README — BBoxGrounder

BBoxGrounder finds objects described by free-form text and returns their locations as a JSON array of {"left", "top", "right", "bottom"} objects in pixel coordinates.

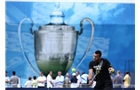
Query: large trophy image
[{"left": 18, "top": 2, "right": 94, "bottom": 77}]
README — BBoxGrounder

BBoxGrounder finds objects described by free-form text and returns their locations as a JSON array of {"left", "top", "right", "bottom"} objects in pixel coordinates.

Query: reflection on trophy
[{"left": 18, "top": 2, "right": 94, "bottom": 77}]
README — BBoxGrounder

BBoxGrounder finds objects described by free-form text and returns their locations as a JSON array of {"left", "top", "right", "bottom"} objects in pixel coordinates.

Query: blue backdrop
[{"left": 5, "top": 2, "right": 135, "bottom": 86}]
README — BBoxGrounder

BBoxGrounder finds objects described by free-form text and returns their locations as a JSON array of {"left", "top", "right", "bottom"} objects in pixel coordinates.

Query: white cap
[{"left": 72, "top": 73, "right": 76, "bottom": 76}]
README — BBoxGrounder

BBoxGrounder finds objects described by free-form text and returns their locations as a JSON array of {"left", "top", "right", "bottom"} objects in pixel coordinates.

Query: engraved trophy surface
[{"left": 18, "top": 2, "right": 94, "bottom": 77}]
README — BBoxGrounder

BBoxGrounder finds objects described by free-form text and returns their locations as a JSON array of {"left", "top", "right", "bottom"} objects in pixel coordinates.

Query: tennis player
[{"left": 88, "top": 50, "right": 115, "bottom": 90}]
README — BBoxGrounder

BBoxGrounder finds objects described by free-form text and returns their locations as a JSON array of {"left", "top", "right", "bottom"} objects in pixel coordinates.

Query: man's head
[
  {"left": 93, "top": 50, "right": 102, "bottom": 62},
  {"left": 40, "top": 71, "right": 43, "bottom": 76},
  {"left": 28, "top": 77, "right": 32, "bottom": 80},
  {"left": 48, "top": 71, "right": 53, "bottom": 76},
  {"left": 33, "top": 76, "right": 37, "bottom": 80},
  {"left": 117, "top": 70, "right": 121, "bottom": 75},
  {"left": 5, "top": 71, "right": 7, "bottom": 76},
  {"left": 12, "top": 71, "right": 16, "bottom": 75},
  {"left": 66, "top": 73, "right": 70, "bottom": 78},
  {"left": 76, "top": 71, "right": 80, "bottom": 76},
  {"left": 58, "top": 71, "right": 62, "bottom": 76},
  {"left": 125, "top": 71, "right": 130, "bottom": 76}
]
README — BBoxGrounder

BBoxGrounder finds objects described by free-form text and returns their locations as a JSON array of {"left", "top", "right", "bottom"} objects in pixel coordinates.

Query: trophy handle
[
  {"left": 18, "top": 17, "right": 39, "bottom": 75},
  {"left": 76, "top": 18, "right": 94, "bottom": 69}
]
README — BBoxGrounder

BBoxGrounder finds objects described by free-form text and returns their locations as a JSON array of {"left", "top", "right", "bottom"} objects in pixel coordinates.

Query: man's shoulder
[
  {"left": 6, "top": 76, "right": 10, "bottom": 79},
  {"left": 62, "top": 75, "right": 64, "bottom": 78},
  {"left": 81, "top": 74, "right": 88, "bottom": 77},
  {"left": 43, "top": 76, "right": 47, "bottom": 79},
  {"left": 47, "top": 74, "right": 50, "bottom": 77},
  {"left": 89, "top": 60, "right": 95, "bottom": 63},
  {"left": 11, "top": 75, "right": 18, "bottom": 78},
  {"left": 43, "top": 75, "right": 47, "bottom": 78},
  {"left": 89, "top": 60, "right": 97, "bottom": 66},
  {"left": 114, "top": 75, "right": 120, "bottom": 78},
  {"left": 47, "top": 75, "right": 51, "bottom": 79},
  {"left": 101, "top": 58, "right": 110, "bottom": 63},
  {"left": 38, "top": 76, "right": 41, "bottom": 78},
  {"left": 101, "top": 58, "right": 108, "bottom": 61}
]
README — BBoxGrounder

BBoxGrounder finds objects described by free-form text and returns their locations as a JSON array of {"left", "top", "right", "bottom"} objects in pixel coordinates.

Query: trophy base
[{"left": 36, "top": 59, "right": 73, "bottom": 77}]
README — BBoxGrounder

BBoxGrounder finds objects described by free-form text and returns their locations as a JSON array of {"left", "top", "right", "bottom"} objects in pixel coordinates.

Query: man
[
  {"left": 55, "top": 71, "right": 64, "bottom": 88},
  {"left": 123, "top": 71, "right": 131, "bottom": 88},
  {"left": 64, "top": 73, "right": 71, "bottom": 88},
  {"left": 9, "top": 71, "right": 19, "bottom": 88},
  {"left": 80, "top": 72, "right": 88, "bottom": 88},
  {"left": 24, "top": 77, "right": 32, "bottom": 88},
  {"left": 47, "top": 71, "right": 54, "bottom": 88},
  {"left": 114, "top": 70, "right": 123, "bottom": 88},
  {"left": 70, "top": 73, "right": 78, "bottom": 88},
  {"left": 32, "top": 76, "right": 38, "bottom": 88},
  {"left": 88, "top": 50, "right": 115, "bottom": 90},
  {"left": 76, "top": 71, "right": 81, "bottom": 88},
  {"left": 37, "top": 71, "right": 47, "bottom": 88},
  {"left": 5, "top": 71, "right": 10, "bottom": 88}
]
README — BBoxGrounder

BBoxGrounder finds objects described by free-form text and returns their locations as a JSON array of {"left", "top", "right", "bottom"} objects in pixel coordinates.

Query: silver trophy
[{"left": 18, "top": 2, "right": 95, "bottom": 77}]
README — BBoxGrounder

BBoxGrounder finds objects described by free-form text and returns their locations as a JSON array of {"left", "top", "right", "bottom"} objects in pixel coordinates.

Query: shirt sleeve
[
  {"left": 123, "top": 75, "right": 127, "bottom": 80},
  {"left": 89, "top": 61, "right": 93, "bottom": 69},
  {"left": 24, "top": 81, "right": 27, "bottom": 86},
  {"left": 61, "top": 76, "right": 64, "bottom": 82},
  {"left": 106, "top": 59, "right": 112, "bottom": 69},
  {"left": 6, "top": 77, "right": 10, "bottom": 81},
  {"left": 44, "top": 76, "right": 47, "bottom": 81},
  {"left": 47, "top": 75, "right": 52, "bottom": 81}
]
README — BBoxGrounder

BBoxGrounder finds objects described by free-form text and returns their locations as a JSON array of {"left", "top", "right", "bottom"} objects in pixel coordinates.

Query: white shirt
[
  {"left": 37, "top": 76, "right": 47, "bottom": 87},
  {"left": 17, "top": 77, "right": 21, "bottom": 88},
  {"left": 51, "top": 79, "right": 56, "bottom": 88},
  {"left": 76, "top": 75, "right": 81, "bottom": 85},
  {"left": 55, "top": 75, "right": 64, "bottom": 85},
  {"left": 24, "top": 80, "right": 32, "bottom": 88},
  {"left": 81, "top": 74, "right": 88, "bottom": 84},
  {"left": 64, "top": 77, "right": 71, "bottom": 84},
  {"left": 47, "top": 74, "right": 53, "bottom": 88},
  {"left": 5, "top": 76, "right": 10, "bottom": 88}
]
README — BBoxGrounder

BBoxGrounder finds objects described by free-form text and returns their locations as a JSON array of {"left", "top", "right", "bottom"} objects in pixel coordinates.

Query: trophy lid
[
  {"left": 49, "top": 2, "right": 65, "bottom": 25},
  {"left": 39, "top": 2, "right": 75, "bottom": 31}
]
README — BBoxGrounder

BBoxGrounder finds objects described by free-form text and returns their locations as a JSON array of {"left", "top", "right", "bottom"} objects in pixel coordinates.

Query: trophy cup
[{"left": 18, "top": 2, "right": 94, "bottom": 77}]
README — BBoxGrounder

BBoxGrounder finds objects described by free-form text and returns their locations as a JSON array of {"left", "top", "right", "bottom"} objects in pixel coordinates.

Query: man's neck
[{"left": 97, "top": 58, "right": 101, "bottom": 63}]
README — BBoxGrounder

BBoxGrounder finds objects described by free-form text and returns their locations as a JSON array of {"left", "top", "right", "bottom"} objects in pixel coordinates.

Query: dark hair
[
  {"left": 95, "top": 50, "right": 102, "bottom": 57},
  {"left": 125, "top": 71, "right": 130, "bottom": 76},
  {"left": 48, "top": 71, "right": 52, "bottom": 74},
  {"left": 52, "top": 76, "right": 56, "bottom": 79},
  {"left": 117, "top": 70, "right": 121, "bottom": 74},
  {"left": 12, "top": 71, "right": 16, "bottom": 75},
  {"left": 33, "top": 76, "right": 36, "bottom": 80},
  {"left": 28, "top": 77, "right": 32, "bottom": 80}
]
